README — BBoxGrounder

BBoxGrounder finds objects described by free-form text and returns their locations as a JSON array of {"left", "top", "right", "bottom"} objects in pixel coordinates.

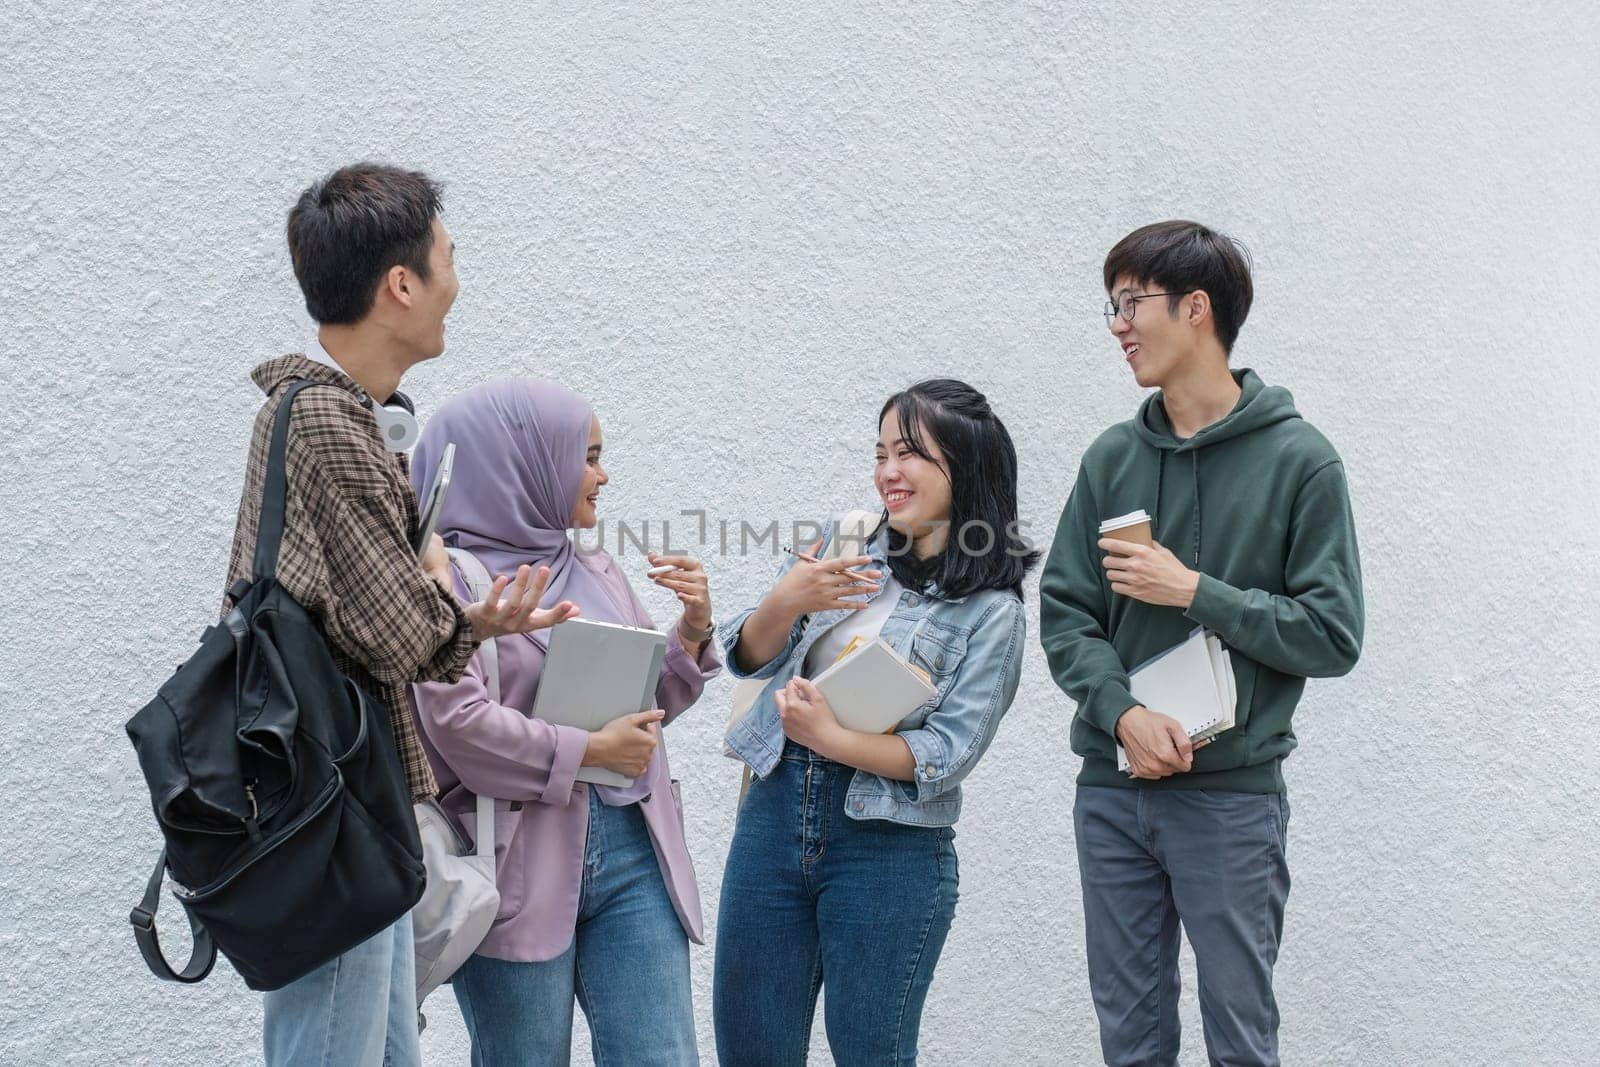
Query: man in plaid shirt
[{"left": 227, "top": 163, "right": 578, "bottom": 1067}]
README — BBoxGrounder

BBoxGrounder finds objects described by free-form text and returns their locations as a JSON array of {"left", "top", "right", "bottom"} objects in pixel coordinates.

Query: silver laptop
[{"left": 412, "top": 442, "right": 455, "bottom": 556}]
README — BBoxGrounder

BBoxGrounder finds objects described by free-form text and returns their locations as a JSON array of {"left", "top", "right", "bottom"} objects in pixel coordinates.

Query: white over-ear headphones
[
  {"left": 368, "top": 391, "right": 420, "bottom": 452},
  {"left": 300, "top": 340, "right": 420, "bottom": 451}
]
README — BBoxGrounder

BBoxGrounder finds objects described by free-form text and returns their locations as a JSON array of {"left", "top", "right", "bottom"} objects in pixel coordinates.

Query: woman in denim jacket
[{"left": 714, "top": 379, "right": 1039, "bottom": 1065}]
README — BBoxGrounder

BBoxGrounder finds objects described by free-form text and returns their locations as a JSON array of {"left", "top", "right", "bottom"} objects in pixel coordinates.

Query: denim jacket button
[
  {"left": 923, "top": 764, "right": 936, "bottom": 778},
  {"left": 934, "top": 653, "right": 945, "bottom": 671},
  {"left": 906, "top": 594, "right": 920, "bottom": 607},
  {"left": 853, "top": 799, "right": 864, "bottom": 812}
]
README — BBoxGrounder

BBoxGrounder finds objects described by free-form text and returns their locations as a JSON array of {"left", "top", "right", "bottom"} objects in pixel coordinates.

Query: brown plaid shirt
[{"left": 224, "top": 354, "right": 476, "bottom": 800}]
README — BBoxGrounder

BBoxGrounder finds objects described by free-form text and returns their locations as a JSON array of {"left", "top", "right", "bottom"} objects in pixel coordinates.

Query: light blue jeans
[
  {"left": 1075, "top": 785, "right": 1292, "bottom": 1067},
  {"left": 453, "top": 791, "right": 697, "bottom": 1067},
  {"left": 262, "top": 911, "right": 418, "bottom": 1067}
]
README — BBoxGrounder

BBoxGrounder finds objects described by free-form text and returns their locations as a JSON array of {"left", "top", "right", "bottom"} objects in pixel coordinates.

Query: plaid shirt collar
[{"left": 252, "top": 352, "right": 364, "bottom": 399}]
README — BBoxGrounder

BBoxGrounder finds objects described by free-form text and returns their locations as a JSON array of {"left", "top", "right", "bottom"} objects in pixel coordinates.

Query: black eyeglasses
[{"left": 1103, "top": 292, "right": 1181, "bottom": 327}]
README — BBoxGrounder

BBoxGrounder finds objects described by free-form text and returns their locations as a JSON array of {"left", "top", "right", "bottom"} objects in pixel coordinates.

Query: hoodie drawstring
[
  {"left": 1191, "top": 452, "right": 1202, "bottom": 569},
  {"left": 1154, "top": 452, "right": 1167, "bottom": 536},
  {"left": 1153, "top": 448, "right": 1202, "bottom": 568}
]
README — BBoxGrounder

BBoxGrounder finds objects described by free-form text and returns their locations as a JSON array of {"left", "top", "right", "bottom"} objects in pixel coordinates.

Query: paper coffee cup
[{"left": 1098, "top": 509, "right": 1152, "bottom": 547}]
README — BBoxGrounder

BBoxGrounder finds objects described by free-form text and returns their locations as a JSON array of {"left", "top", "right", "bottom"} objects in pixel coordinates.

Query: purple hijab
[
  {"left": 412, "top": 378, "right": 693, "bottom": 810},
  {"left": 411, "top": 378, "right": 643, "bottom": 642}
]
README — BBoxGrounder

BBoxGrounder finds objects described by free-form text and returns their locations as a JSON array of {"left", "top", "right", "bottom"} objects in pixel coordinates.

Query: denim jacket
[{"left": 718, "top": 518, "right": 1026, "bottom": 827}]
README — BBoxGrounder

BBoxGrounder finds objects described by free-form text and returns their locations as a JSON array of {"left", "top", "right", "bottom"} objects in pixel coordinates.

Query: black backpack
[{"left": 126, "top": 379, "right": 426, "bottom": 991}]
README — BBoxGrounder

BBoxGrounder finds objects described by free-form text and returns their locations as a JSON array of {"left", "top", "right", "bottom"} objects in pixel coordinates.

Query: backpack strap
[
  {"left": 128, "top": 849, "right": 216, "bottom": 984},
  {"left": 251, "top": 379, "right": 321, "bottom": 583},
  {"left": 447, "top": 547, "right": 502, "bottom": 862}
]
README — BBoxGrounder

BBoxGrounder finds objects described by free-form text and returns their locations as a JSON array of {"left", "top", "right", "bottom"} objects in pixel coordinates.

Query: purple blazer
[{"left": 412, "top": 555, "right": 720, "bottom": 962}]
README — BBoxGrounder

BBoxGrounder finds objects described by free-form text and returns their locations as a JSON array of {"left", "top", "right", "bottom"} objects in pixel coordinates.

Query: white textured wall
[{"left": 4, "top": 2, "right": 1598, "bottom": 1063}]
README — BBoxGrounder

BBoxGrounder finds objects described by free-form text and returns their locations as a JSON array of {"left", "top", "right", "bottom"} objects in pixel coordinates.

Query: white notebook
[
  {"left": 532, "top": 618, "right": 667, "bottom": 788},
  {"left": 1116, "top": 628, "right": 1237, "bottom": 773},
  {"left": 811, "top": 638, "right": 937, "bottom": 735}
]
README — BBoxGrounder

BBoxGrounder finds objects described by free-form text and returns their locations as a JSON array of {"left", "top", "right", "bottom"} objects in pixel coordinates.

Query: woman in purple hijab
[{"left": 411, "top": 378, "right": 720, "bottom": 1065}]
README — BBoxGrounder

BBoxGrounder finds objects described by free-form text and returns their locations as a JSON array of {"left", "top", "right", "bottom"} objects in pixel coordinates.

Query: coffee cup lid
[{"left": 1098, "top": 510, "right": 1151, "bottom": 534}]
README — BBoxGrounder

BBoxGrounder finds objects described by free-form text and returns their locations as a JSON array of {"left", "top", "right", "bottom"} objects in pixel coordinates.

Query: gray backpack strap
[{"left": 446, "top": 547, "right": 500, "bottom": 861}]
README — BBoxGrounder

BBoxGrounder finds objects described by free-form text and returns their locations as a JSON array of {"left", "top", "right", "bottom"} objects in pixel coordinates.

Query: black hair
[
  {"left": 286, "top": 163, "right": 443, "bottom": 325},
  {"left": 1103, "top": 220, "right": 1254, "bottom": 353},
  {"left": 875, "top": 379, "right": 1039, "bottom": 600}
]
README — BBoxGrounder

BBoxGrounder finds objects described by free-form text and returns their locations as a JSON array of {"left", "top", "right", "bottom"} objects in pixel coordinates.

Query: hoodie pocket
[{"left": 1228, "top": 655, "right": 1257, "bottom": 733}]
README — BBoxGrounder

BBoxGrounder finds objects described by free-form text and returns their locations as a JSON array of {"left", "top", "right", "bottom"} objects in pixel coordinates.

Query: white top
[
  {"left": 804, "top": 573, "right": 904, "bottom": 678},
  {"left": 303, "top": 337, "right": 349, "bottom": 378}
]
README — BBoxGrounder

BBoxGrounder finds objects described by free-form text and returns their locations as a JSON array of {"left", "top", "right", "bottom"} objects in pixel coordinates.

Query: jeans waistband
[{"left": 779, "top": 740, "right": 837, "bottom": 764}]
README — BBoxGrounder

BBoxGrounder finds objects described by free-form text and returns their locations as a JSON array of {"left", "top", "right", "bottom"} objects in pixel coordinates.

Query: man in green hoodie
[{"left": 1041, "top": 221, "right": 1364, "bottom": 1066}]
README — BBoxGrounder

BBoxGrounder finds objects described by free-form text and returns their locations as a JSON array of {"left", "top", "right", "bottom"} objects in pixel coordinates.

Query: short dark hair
[
  {"left": 286, "top": 163, "right": 444, "bottom": 325},
  {"left": 875, "top": 379, "right": 1040, "bottom": 601},
  {"left": 1103, "top": 220, "right": 1254, "bottom": 353}
]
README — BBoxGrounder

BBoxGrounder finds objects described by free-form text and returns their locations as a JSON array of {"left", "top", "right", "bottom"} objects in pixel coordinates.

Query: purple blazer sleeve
[
  {"left": 654, "top": 623, "right": 723, "bottom": 727},
  {"left": 413, "top": 651, "right": 589, "bottom": 806},
  {"left": 411, "top": 567, "right": 590, "bottom": 806}
]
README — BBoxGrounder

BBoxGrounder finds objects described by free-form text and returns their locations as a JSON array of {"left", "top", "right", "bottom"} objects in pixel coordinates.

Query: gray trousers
[{"left": 1074, "top": 785, "right": 1291, "bottom": 1067}]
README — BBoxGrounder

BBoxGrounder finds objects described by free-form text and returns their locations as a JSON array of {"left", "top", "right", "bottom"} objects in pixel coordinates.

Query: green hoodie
[{"left": 1040, "top": 369, "right": 1364, "bottom": 793}]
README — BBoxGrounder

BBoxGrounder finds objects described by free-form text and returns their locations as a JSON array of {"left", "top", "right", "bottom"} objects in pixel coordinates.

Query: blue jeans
[
  {"left": 1074, "top": 785, "right": 1291, "bottom": 1067},
  {"left": 714, "top": 742, "right": 959, "bottom": 1066},
  {"left": 453, "top": 792, "right": 696, "bottom": 1067},
  {"left": 262, "top": 911, "right": 418, "bottom": 1067}
]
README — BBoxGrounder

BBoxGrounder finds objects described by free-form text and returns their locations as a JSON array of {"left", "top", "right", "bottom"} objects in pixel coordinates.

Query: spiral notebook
[{"left": 1116, "top": 627, "right": 1236, "bottom": 773}]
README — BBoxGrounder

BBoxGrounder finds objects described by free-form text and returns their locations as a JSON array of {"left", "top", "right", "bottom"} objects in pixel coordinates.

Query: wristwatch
[{"left": 678, "top": 618, "right": 715, "bottom": 645}]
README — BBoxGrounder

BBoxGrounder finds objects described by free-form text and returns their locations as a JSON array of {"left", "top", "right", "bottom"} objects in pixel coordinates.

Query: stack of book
[
  {"left": 811, "top": 637, "right": 936, "bottom": 734},
  {"left": 1117, "top": 627, "right": 1236, "bottom": 773}
]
